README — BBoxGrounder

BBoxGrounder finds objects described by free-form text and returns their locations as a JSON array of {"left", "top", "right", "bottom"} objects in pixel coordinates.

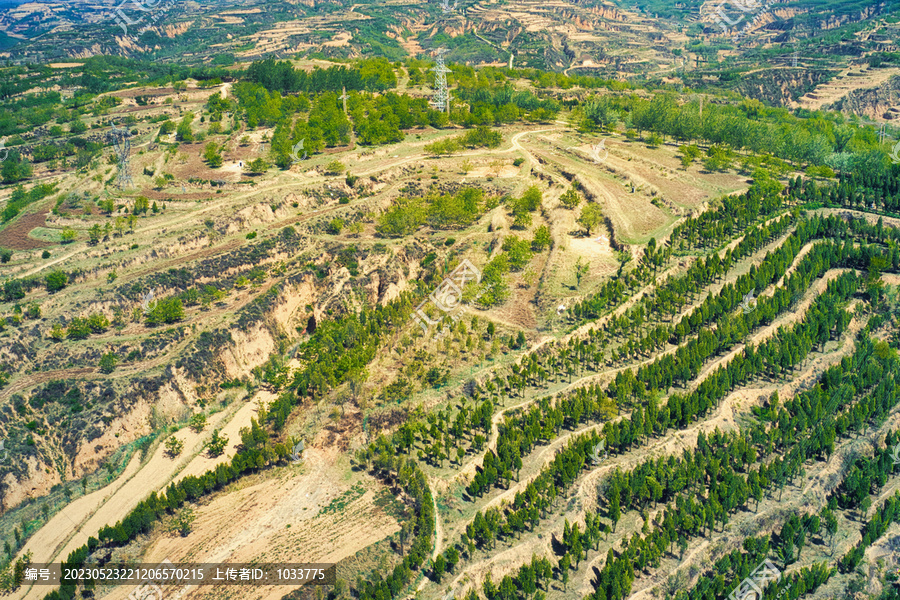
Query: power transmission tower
[
  {"left": 431, "top": 49, "right": 451, "bottom": 115},
  {"left": 108, "top": 123, "right": 133, "bottom": 189}
]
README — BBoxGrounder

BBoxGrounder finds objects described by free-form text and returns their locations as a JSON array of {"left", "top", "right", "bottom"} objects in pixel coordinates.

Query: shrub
[
  {"left": 88, "top": 313, "right": 110, "bottom": 333},
  {"left": 99, "top": 352, "right": 119, "bottom": 374},
  {"left": 45, "top": 270, "right": 68, "bottom": 292},
  {"left": 189, "top": 413, "right": 207, "bottom": 433},
  {"left": 145, "top": 297, "right": 184, "bottom": 325},
  {"left": 247, "top": 158, "right": 269, "bottom": 174},
  {"left": 207, "top": 429, "right": 228, "bottom": 457},
  {"left": 164, "top": 436, "right": 184, "bottom": 457},
  {"left": 532, "top": 225, "right": 551, "bottom": 251},
  {"left": 502, "top": 235, "right": 532, "bottom": 271},
  {"left": 60, "top": 227, "right": 77, "bottom": 244},
  {"left": 67, "top": 317, "right": 92, "bottom": 340}
]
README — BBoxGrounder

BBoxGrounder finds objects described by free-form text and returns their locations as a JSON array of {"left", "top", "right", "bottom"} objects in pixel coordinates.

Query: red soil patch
[{"left": 0, "top": 210, "right": 52, "bottom": 249}]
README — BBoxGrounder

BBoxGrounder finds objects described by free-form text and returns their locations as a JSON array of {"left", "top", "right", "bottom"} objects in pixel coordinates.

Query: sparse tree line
[
  {"left": 667, "top": 172, "right": 789, "bottom": 251},
  {"left": 571, "top": 211, "right": 795, "bottom": 367},
  {"left": 488, "top": 326, "right": 894, "bottom": 600},
  {"left": 438, "top": 262, "right": 880, "bottom": 591},
  {"left": 462, "top": 270, "right": 858, "bottom": 510},
  {"left": 351, "top": 434, "right": 435, "bottom": 600},
  {"left": 670, "top": 531, "right": 833, "bottom": 600},
  {"left": 571, "top": 172, "right": 793, "bottom": 324},
  {"left": 499, "top": 207, "right": 900, "bottom": 413},
  {"left": 820, "top": 167, "right": 900, "bottom": 217},
  {"left": 598, "top": 217, "right": 821, "bottom": 370},
  {"left": 578, "top": 93, "right": 885, "bottom": 176}
]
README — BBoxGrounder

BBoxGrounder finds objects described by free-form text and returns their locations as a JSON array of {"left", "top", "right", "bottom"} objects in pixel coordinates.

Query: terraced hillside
[
  {"left": 4, "top": 56, "right": 900, "bottom": 600},
  {"left": 2, "top": 0, "right": 900, "bottom": 116}
]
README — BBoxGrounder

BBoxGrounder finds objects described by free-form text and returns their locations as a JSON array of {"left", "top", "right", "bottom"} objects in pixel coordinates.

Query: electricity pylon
[
  {"left": 431, "top": 49, "right": 451, "bottom": 115},
  {"left": 108, "top": 123, "right": 133, "bottom": 189}
]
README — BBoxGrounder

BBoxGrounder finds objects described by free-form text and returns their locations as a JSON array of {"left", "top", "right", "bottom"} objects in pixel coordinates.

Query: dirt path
[
  {"left": 439, "top": 309, "right": 865, "bottom": 600},
  {"left": 429, "top": 265, "right": 853, "bottom": 597},
  {"left": 451, "top": 396, "right": 543, "bottom": 484},
  {"left": 11, "top": 395, "right": 266, "bottom": 600},
  {"left": 445, "top": 232, "right": 813, "bottom": 495}
]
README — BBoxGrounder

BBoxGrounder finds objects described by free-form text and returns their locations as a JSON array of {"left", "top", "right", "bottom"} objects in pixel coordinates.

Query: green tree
[
  {"left": 512, "top": 211, "right": 532, "bottom": 230},
  {"left": 327, "top": 218, "right": 344, "bottom": 234},
  {"left": 88, "top": 313, "right": 110, "bottom": 332},
  {"left": 609, "top": 485, "right": 621, "bottom": 532},
  {"left": 433, "top": 555, "right": 446, "bottom": 582},
  {"left": 203, "top": 142, "right": 223, "bottom": 167},
  {"left": 559, "top": 187, "right": 581, "bottom": 210},
  {"left": 49, "top": 323, "right": 65, "bottom": 341},
  {"left": 247, "top": 158, "right": 269, "bottom": 174},
  {"left": 133, "top": 196, "right": 150, "bottom": 215},
  {"left": 502, "top": 236, "right": 532, "bottom": 271},
  {"left": 678, "top": 144, "right": 701, "bottom": 169},
  {"left": 146, "top": 297, "right": 184, "bottom": 325},
  {"left": 519, "top": 186, "right": 542, "bottom": 212},
  {"left": 169, "top": 507, "right": 196, "bottom": 537},
  {"left": 532, "top": 225, "right": 551, "bottom": 251},
  {"left": 176, "top": 113, "right": 195, "bottom": 142},
  {"left": 158, "top": 120, "right": 176, "bottom": 136},
  {"left": 207, "top": 429, "right": 228, "bottom": 457},
  {"left": 164, "top": 436, "right": 184, "bottom": 457},
  {"left": 60, "top": 227, "right": 77, "bottom": 244},
  {"left": 577, "top": 203, "right": 603, "bottom": 236},
  {"left": 189, "top": 413, "right": 207, "bottom": 432},
  {"left": 88, "top": 224, "right": 102, "bottom": 245},
  {"left": 575, "top": 258, "right": 589, "bottom": 288}
]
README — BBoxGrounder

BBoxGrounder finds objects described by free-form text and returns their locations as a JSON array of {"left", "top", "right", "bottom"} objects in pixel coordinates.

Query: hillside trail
[
  {"left": 434, "top": 263, "right": 849, "bottom": 578},
  {"left": 441, "top": 309, "right": 865, "bottom": 599},
  {"left": 447, "top": 227, "right": 803, "bottom": 487},
  {"left": 10, "top": 394, "right": 268, "bottom": 600},
  {"left": 619, "top": 316, "right": 889, "bottom": 600}
]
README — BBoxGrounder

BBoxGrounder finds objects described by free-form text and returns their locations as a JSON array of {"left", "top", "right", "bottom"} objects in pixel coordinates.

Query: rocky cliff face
[
  {"left": 832, "top": 75, "right": 900, "bottom": 119},
  {"left": 734, "top": 69, "right": 832, "bottom": 107}
]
